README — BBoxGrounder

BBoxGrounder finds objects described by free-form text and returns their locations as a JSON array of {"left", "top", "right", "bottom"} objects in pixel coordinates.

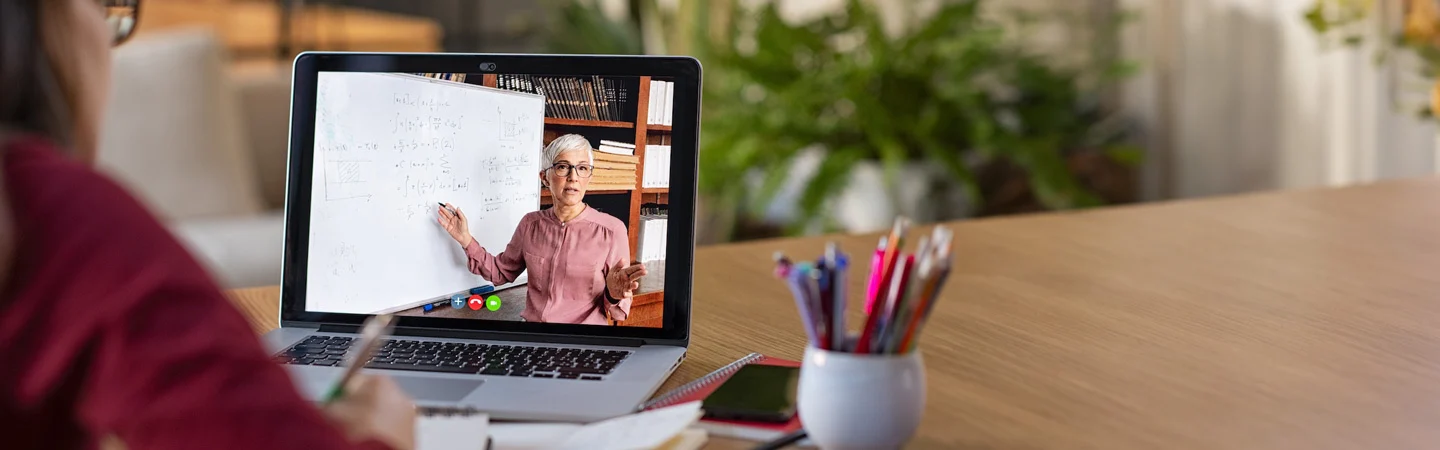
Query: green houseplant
[{"left": 542, "top": 0, "right": 1141, "bottom": 239}]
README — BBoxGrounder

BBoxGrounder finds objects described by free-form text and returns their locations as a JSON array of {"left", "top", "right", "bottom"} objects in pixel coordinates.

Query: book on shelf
[
  {"left": 594, "top": 163, "right": 637, "bottom": 173},
  {"left": 500, "top": 76, "right": 633, "bottom": 122},
  {"left": 415, "top": 73, "right": 467, "bottom": 83},
  {"left": 597, "top": 143, "right": 636, "bottom": 156},
  {"left": 582, "top": 79, "right": 599, "bottom": 121},
  {"left": 588, "top": 182, "right": 636, "bottom": 191},
  {"left": 643, "top": 134, "right": 672, "bottom": 188},
  {"left": 646, "top": 79, "right": 675, "bottom": 126},
  {"left": 615, "top": 79, "right": 629, "bottom": 122},
  {"left": 637, "top": 207, "right": 668, "bottom": 262},
  {"left": 594, "top": 152, "right": 640, "bottom": 165},
  {"left": 663, "top": 80, "right": 674, "bottom": 126},
  {"left": 642, "top": 145, "right": 670, "bottom": 189},
  {"left": 647, "top": 80, "right": 659, "bottom": 125}
]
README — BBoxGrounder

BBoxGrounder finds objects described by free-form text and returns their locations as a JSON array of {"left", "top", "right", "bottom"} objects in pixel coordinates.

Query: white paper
[
  {"left": 556, "top": 401, "right": 702, "bottom": 450},
  {"left": 489, "top": 402, "right": 701, "bottom": 450},
  {"left": 418, "top": 413, "right": 490, "bottom": 450},
  {"left": 489, "top": 423, "right": 583, "bottom": 450}
]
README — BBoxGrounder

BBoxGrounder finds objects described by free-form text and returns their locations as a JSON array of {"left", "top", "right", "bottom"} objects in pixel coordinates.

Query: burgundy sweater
[{"left": 0, "top": 136, "right": 391, "bottom": 450}]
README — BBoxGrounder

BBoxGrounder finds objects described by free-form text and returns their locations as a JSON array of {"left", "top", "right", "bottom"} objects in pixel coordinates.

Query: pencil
[
  {"left": 885, "top": 237, "right": 932, "bottom": 353},
  {"left": 857, "top": 219, "right": 907, "bottom": 353},
  {"left": 872, "top": 254, "right": 913, "bottom": 353},
  {"left": 826, "top": 242, "right": 847, "bottom": 352},
  {"left": 783, "top": 262, "right": 821, "bottom": 348},
  {"left": 808, "top": 263, "right": 830, "bottom": 350},
  {"left": 322, "top": 314, "right": 396, "bottom": 403}
]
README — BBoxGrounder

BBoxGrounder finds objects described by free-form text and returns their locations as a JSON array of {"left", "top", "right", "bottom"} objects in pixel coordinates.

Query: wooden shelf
[
  {"left": 647, "top": 125, "right": 672, "bottom": 132},
  {"left": 634, "top": 291, "right": 664, "bottom": 305},
  {"left": 641, "top": 187, "right": 669, "bottom": 194},
  {"left": 544, "top": 117, "right": 635, "bottom": 128},
  {"left": 541, "top": 189, "right": 632, "bottom": 197}
]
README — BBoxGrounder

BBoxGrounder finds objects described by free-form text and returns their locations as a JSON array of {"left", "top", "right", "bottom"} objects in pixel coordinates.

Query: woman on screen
[{"left": 437, "top": 134, "right": 647, "bottom": 325}]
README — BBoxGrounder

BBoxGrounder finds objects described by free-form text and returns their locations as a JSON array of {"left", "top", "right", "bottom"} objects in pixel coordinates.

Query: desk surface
[{"left": 227, "top": 177, "right": 1440, "bottom": 449}]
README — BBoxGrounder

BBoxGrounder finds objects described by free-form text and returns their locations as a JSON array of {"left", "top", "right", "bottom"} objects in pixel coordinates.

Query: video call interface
[{"left": 304, "top": 71, "right": 677, "bottom": 329}]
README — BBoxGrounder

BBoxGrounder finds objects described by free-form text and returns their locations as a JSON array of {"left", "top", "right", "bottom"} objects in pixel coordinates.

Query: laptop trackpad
[{"left": 392, "top": 376, "right": 484, "bottom": 402}]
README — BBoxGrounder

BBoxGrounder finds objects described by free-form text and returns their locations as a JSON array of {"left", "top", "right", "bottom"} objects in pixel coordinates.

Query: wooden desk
[{"left": 228, "top": 177, "right": 1440, "bottom": 449}]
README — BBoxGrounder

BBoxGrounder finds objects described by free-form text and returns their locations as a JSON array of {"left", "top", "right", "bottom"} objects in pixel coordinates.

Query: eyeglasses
[
  {"left": 102, "top": 0, "right": 141, "bottom": 46},
  {"left": 548, "top": 162, "right": 594, "bottom": 178}
]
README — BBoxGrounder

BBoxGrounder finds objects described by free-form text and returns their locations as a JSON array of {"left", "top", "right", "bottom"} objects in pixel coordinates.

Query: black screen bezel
[{"left": 279, "top": 52, "right": 699, "bottom": 344}]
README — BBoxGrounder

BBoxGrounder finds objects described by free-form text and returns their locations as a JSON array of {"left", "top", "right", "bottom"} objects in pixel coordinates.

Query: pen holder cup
[{"left": 797, "top": 347, "right": 925, "bottom": 450}]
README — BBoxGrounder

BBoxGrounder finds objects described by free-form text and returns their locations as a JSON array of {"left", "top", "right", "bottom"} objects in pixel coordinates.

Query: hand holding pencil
[{"left": 775, "top": 217, "right": 954, "bottom": 354}]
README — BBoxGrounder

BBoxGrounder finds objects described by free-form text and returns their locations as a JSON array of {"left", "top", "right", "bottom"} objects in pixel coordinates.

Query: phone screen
[{"left": 701, "top": 365, "right": 800, "bottom": 423}]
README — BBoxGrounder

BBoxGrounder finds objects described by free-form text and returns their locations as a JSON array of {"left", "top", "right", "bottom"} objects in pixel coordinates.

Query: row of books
[
  {"left": 590, "top": 140, "right": 638, "bottom": 191},
  {"left": 415, "top": 73, "right": 468, "bottom": 83},
  {"left": 636, "top": 208, "right": 669, "bottom": 263},
  {"left": 642, "top": 145, "right": 671, "bottom": 189},
  {"left": 495, "top": 74, "right": 629, "bottom": 123},
  {"left": 647, "top": 79, "right": 674, "bottom": 126}
]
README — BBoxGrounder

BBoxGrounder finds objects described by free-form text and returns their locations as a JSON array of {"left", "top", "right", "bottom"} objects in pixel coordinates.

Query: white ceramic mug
[{"left": 797, "top": 347, "right": 926, "bottom": 450}]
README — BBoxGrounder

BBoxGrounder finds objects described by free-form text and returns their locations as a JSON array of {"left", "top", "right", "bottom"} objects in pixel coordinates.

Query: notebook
[
  {"left": 639, "top": 353, "right": 804, "bottom": 442},
  {"left": 418, "top": 407, "right": 491, "bottom": 450}
]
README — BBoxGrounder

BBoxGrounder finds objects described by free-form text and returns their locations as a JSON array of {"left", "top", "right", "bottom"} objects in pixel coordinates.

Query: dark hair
[{"left": 0, "top": 0, "right": 74, "bottom": 149}]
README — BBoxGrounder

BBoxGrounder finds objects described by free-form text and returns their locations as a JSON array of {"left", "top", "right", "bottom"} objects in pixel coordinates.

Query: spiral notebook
[{"left": 639, "top": 353, "right": 803, "bottom": 442}]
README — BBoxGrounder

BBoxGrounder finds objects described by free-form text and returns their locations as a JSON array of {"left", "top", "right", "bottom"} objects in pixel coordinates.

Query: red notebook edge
[{"left": 644, "top": 355, "right": 803, "bottom": 442}]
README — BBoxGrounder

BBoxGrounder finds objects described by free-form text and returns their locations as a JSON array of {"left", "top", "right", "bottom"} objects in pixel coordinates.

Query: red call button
[{"left": 467, "top": 294, "right": 484, "bottom": 310}]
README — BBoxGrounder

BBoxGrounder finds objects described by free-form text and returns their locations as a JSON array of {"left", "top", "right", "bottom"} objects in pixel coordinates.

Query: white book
[
  {"left": 637, "top": 218, "right": 652, "bottom": 262},
  {"left": 648, "top": 80, "right": 660, "bottom": 125},
  {"left": 599, "top": 140, "right": 635, "bottom": 149},
  {"left": 662, "top": 145, "right": 670, "bottom": 187},
  {"left": 663, "top": 81, "right": 674, "bottom": 126},
  {"left": 657, "top": 81, "right": 668, "bottom": 126},
  {"left": 660, "top": 216, "right": 668, "bottom": 259},
  {"left": 645, "top": 146, "right": 656, "bottom": 188},
  {"left": 596, "top": 145, "right": 634, "bottom": 156},
  {"left": 649, "top": 218, "right": 661, "bottom": 262}
]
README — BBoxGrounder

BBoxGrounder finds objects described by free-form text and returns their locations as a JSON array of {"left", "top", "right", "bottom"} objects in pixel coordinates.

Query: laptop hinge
[{"left": 316, "top": 324, "right": 646, "bottom": 347}]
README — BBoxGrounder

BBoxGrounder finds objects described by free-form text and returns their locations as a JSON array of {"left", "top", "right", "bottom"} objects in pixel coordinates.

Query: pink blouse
[{"left": 463, "top": 206, "right": 632, "bottom": 324}]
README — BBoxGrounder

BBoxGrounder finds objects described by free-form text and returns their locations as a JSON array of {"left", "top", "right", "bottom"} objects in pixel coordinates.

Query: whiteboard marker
[{"left": 438, "top": 202, "right": 458, "bottom": 215}]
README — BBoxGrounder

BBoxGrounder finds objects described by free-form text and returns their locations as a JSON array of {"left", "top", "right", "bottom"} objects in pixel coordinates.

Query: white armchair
[{"left": 97, "top": 28, "right": 293, "bottom": 288}]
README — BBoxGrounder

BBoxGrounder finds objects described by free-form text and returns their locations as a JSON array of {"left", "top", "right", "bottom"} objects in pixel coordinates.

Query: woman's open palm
[{"left": 437, "top": 203, "right": 473, "bottom": 248}]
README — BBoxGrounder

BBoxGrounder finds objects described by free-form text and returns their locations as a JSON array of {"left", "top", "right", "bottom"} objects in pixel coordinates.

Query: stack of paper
[
  {"left": 647, "top": 80, "right": 674, "bottom": 126},
  {"left": 488, "top": 401, "right": 707, "bottom": 450},
  {"left": 591, "top": 141, "right": 638, "bottom": 191}
]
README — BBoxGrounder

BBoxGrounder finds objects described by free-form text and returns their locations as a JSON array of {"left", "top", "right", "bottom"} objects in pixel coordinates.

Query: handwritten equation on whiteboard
[{"left": 307, "top": 72, "right": 544, "bottom": 315}]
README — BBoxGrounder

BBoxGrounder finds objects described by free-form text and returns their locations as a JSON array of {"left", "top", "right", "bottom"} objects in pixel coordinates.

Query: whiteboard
[{"left": 305, "top": 72, "right": 544, "bottom": 315}]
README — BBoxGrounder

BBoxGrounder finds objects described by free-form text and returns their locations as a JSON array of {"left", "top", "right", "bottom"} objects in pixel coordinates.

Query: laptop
[{"left": 263, "top": 52, "right": 700, "bottom": 422}]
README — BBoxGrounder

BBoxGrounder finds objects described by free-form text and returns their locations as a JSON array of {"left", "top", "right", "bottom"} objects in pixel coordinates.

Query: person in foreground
[
  {"left": 0, "top": 1, "right": 416, "bottom": 449},
  {"left": 438, "top": 134, "right": 648, "bottom": 325}
]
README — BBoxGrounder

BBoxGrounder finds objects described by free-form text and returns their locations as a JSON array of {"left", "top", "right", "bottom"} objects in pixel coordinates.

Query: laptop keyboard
[{"left": 274, "top": 335, "right": 630, "bottom": 380}]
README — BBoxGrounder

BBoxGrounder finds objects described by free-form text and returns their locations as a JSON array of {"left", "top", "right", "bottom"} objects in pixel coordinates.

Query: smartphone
[{"left": 701, "top": 364, "right": 800, "bottom": 423}]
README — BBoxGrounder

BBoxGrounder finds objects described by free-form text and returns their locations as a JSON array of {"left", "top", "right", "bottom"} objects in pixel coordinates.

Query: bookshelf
[
  {"left": 481, "top": 75, "right": 670, "bottom": 328},
  {"left": 544, "top": 118, "right": 635, "bottom": 128}
]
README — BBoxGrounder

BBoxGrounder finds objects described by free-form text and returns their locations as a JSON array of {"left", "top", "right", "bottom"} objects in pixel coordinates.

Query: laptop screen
[{"left": 302, "top": 70, "right": 679, "bottom": 329}]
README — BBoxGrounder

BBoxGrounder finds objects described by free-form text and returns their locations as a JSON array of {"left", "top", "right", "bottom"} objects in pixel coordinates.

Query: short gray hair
[{"left": 542, "top": 134, "right": 595, "bottom": 167}]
